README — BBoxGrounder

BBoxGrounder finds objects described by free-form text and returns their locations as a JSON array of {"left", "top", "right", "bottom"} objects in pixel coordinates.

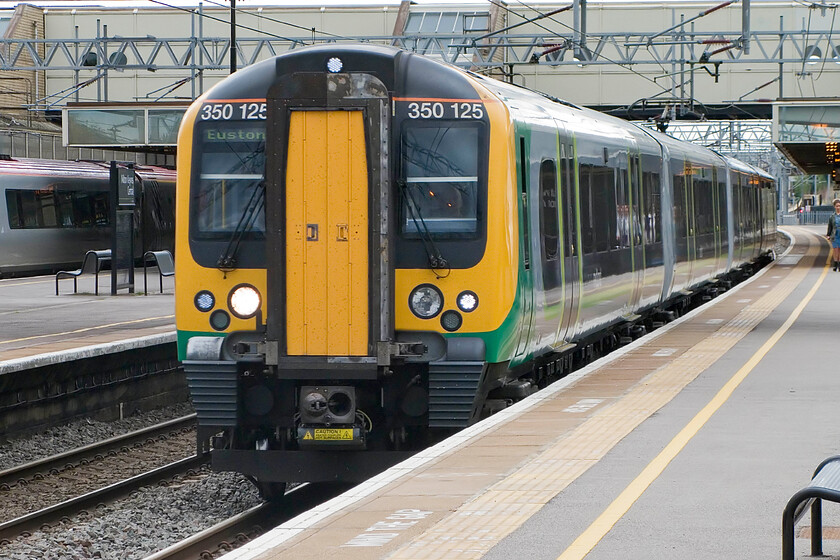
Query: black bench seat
[
  {"left": 143, "top": 250, "right": 174, "bottom": 294},
  {"left": 782, "top": 455, "right": 840, "bottom": 560},
  {"left": 55, "top": 249, "right": 112, "bottom": 295}
]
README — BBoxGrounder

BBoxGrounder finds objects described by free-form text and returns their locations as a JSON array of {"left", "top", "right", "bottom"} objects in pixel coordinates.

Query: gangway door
[{"left": 285, "top": 110, "right": 369, "bottom": 356}]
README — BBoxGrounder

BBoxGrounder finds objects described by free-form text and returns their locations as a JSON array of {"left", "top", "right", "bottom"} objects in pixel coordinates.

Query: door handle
[{"left": 336, "top": 223, "right": 349, "bottom": 242}]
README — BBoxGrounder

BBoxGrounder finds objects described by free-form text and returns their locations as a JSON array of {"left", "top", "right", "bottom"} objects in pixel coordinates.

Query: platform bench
[
  {"left": 143, "top": 250, "right": 174, "bottom": 294},
  {"left": 782, "top": 455, "right": 840, "bottom": 560},
  {"left": 55, "top": 249, "right": 111, "bottom": 295}
]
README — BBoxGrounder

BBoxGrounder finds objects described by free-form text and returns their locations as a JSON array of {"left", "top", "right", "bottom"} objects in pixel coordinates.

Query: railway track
[
  {"left": 0, "top": 414, "right": 205, "bottom": 543},
  {"left": 0, "top": 414, "right": 196, "bottom": 491},
  {"left": 144, "top": 483, "right": 353, "bottom": 560},
  {"left": 0, "top": 454, "right": 208, "bottom": 543}
]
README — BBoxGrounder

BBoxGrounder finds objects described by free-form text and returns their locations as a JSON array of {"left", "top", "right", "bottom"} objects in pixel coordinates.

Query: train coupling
[{"left": 297, "top": 386, "right": 366, "bottom": 449}]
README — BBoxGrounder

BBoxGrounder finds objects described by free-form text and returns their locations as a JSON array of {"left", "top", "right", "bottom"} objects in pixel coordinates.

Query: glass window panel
[
  {"left": 5, "top": 191, "right": 20, "bottom": 229},
  {"left": 404, "top": 13, "right": 422, "bottom": 33},
  {"left": 66, "top": 109, "right": 145, "bottom": 146},
  {"left": 193, "top": 121, "right": 266, "bottom": 236},
  {"left": 539, "top": 159, "right": 559, "bottom": 261},
  {"left": 439, "top": 13, "right": 457, "bottom": 32},
  {"left": 148, "top": 109, "right": 186, "bottom": 145},
  {"left": 420, "top": 13, "right": 441, "bottom": 32},
  {"left": 401, "top": 125, "right": 479, "bottom": 236}
]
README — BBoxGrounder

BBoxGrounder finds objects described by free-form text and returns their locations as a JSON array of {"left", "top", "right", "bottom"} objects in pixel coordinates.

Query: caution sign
[
  {"left": 298, "top": 426, "right": 363, "bottom": 448},
  {"left": 313, "top": 428, "right": 354, "bottom": 440}
]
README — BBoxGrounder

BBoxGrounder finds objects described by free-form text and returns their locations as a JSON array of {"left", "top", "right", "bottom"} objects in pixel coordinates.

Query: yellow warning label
[
  {"left": 303, "top": 430, "right": 313, "bottom": 440},
  {"left": 313, "top": 428, "right": 354, "bottom": 441}
]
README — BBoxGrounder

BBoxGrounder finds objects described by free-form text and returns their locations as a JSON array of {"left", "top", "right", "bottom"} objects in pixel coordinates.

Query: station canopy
[{"left": 774, "top": 99, "right": 840, "bottom": 177}]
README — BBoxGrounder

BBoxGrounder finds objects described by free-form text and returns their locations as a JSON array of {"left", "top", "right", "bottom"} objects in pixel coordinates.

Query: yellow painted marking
[
  {"left": 0, "top": 279, "right": 53, "bottom": 287},
  {"left": 389, "top": 231, "right": 819, "bottom": 560},
  {"left": 285, "top": 110, "right": 368, "bottom": 356},
  {"left": 0, "top": 315, "right": 174, "bottom": 345}
]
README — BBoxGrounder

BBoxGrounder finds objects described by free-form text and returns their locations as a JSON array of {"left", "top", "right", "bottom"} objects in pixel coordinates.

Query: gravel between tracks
[
  {"left": 0, "top": 403, "right": 263, "bottom": 559},
  {"left": 0, "top": 403, "right": 196, "bottom": 471},
  {"left": 2, "top": 467, "right": 262, "bottom": 559}
]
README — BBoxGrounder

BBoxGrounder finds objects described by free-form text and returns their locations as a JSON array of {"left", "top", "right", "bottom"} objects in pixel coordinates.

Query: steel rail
[
  {"left": 143, "top": 482, "right": 353, "bottom": 560},
  {"left": 0, "top": 453, "right": 208, "bottom": 542},
  {"left": 0, "top": 414, "right": 197, "bottom": 490}
]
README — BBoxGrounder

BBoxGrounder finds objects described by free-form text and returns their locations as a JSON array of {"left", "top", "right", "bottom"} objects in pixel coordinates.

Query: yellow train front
[{"left": 176, "top": 45, "right": 521, "bottom": 496}]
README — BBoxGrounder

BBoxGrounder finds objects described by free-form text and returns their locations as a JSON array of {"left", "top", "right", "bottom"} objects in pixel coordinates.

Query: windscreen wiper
[
  {"left": 217, "top": 181, "right": 265, "bottom": 273},
  {"left": 398, "top": 179, "right": 450, "bottom": 279}
]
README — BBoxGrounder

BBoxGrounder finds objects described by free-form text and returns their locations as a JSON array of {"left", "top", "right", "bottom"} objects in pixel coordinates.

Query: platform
[
  {"left": 220, "top": 225, "right": 840, "bottom": 560},
  {"left": 0, "top": 268, "right": 174, "bottom": 368}
]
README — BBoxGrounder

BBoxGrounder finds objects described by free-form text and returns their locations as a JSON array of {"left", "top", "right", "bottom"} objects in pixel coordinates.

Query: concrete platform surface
[
  {"left": 0, "top": 268, "right": 174, "bottom": 365},
  {"left": 217, "top": 225, "right": 840, "bottom": 560}
]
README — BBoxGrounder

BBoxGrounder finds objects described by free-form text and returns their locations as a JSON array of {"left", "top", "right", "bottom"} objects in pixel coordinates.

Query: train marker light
[
  {"left": 194, "top": 290, "right": 215, "bottom": 312},
  {"left": 441, "top": 310, "right": 463, "bottom": 332},
  {"left": 327, "top": 57, "right": 343, "bottom": 73},
  {"left": 210, "top": 310, "right": 230, "bottom": 331},
  {"left": 457, "top": 290, "right": 479, "bottom": 312},
  {"left": 409, "top": 285, "right": 443, "bottom": 319},
  {"left": 229, "top": 284, "right": 261, "bottom": 319}
]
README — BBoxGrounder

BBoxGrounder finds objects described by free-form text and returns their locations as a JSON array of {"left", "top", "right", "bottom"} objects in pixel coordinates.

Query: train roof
[{"left": 0, "top": 156, "right": 175, "bottom": 181}]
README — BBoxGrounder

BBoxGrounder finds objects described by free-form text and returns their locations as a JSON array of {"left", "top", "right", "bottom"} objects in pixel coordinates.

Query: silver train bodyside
[{"left": 0, "top": 157, "right": 176, "bottom": 278}]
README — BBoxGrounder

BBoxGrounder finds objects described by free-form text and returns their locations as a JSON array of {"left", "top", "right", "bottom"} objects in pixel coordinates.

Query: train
[
  {"left": 0, "top": 156, "right": 176, "bottom": 278},
  {"left": 175, "top": 44, "right": 776, "bottom": 498}
]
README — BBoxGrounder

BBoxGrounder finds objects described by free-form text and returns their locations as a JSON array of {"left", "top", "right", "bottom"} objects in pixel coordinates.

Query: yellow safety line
[
  {"left": 0, "top": 315, "right": 174, "bottom": 345},
  {"left": 557, "top": 235, "right": 829, "bottom": 560},
  {"left": 0, "top": 279, "right": 53, "bottom": 287}
]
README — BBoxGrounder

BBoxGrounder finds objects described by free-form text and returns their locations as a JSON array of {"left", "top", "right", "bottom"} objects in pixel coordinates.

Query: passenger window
[
  {"left": 579, "top": 163, "right": 615, "bottom": 253},
  {"left": 539, "top": 159, "right": 559, "bottom": 261}
]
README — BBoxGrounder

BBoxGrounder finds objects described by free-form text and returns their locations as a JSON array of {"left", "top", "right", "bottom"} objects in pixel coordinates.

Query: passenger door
[{"left": 557, "top": 134, "right": 580, "bottom": 345}]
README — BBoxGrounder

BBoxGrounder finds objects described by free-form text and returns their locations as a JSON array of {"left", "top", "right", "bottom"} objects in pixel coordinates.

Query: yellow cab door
[{"left": 284, "top": 109, "right": 369, "bottom": 356}]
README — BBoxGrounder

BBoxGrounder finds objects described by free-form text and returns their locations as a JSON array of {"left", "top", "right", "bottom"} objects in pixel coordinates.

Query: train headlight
[
  {"left": 456, "top": 290, "right": 479, "bottom": 312},
  {"left": 441, "top": 310, "right": 463, "bottom": 332},
  {"left": 327, "top": 57, "right": 343, "bottom": 73},
  {"left": 194, "top": 290, "right": 215, "bottom": 312},
  {"left": 409, "top": 285, "right": 443, "bottom": 319},
  {"left": 229, "top": 284, "right": 261, "bottom": 319}
]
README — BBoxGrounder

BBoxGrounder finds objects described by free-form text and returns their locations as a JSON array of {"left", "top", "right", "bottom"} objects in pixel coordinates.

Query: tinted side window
[
  {"left": 539, "top": 159, "right": 559, "bottom": 261},
  {"left": 580, "top": 163, "right": 615, "bottom": 253},
  {"left": 5, "top": 188, "right": 110, "bottom": 229}
]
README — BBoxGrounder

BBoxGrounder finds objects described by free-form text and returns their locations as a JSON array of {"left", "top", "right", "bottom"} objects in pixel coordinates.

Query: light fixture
[
  {"left": 327, "top": 57, "right": 343, "bottom": 73},
  {"left": 457, "top": 290, "right": 479, "bottom": 312},
  {"left": 440, "top": 310, "right": 463, "bottom": 332},
  {"left": 805, "top": 45, "right": 822, "bottom": 65},
  {"left": 229, "top": 284, "right": 261, "bottom": 319},
  {"left": 573, "top": 45, "right": 593, "bottom": 67},
  {"left": 210, "top": 310, "right": 230, "bottom": 331},
  {"left": 194, "top": 290, "right": 215, "bottom": 312},
  {"left": 409, "top": 285, "right": 443, "bottom": 319}
]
